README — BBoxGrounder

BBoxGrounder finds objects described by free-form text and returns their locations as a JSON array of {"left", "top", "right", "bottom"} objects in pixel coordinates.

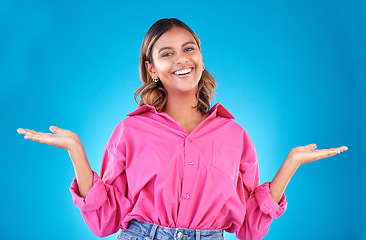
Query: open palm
[
  {"left": 17, "top": 126, "right": 80, "bottom": 151},
  {"left": 288, "top": 144, "right": 348, "bottom": 166}
]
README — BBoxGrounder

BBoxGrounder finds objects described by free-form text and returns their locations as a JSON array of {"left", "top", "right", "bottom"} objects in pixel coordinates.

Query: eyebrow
[{"left": 158, "top": 41, "right": 197, "bottom": 54}]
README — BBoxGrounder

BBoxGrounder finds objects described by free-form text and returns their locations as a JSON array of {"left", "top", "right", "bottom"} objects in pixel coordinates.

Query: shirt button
[
  {"left": 185, "top": 194, "right": 190, "bottom": 199},
  {"left": 144, "top": 237, "right": 149, "bottom": 240},
  {"left": 187, "top": 137, "right": 192, "bottom": 142},
  {"left": 188, "top": 161, "right": 194, "bottom": 165}
]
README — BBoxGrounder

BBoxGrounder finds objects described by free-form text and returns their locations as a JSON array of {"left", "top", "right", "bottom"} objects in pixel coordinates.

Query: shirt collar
[
  {"left": 126, "top": 105, "right": 158, "bottom": 116},
  {"left": 127, "top": 102, "right": 235, "bottom": 119}
]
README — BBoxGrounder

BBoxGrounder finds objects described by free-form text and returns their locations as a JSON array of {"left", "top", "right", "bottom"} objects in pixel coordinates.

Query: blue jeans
[{"left": 117, "top": 219, "right": 224, "bottom": 240}]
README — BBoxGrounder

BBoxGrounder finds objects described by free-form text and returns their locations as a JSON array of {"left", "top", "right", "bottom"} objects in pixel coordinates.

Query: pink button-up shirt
[{"left": 70, "top": 103, "right": 287, "bottom": 239}]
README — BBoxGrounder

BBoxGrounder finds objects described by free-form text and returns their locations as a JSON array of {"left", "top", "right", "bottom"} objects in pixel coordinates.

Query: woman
[{"left": 17, "top": 18, "right": 347, "bottom": 240}]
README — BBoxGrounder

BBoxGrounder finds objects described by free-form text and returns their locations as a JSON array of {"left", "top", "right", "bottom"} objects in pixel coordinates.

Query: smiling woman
[
  {"left": 146, "top": 26, "right": 203, "bottom": 94},
  {"left": 17, "top": 18, "right": 348, "bottom": 240},
  {"left": 135, "top": 18, "right": 216, "bottom": 115}
]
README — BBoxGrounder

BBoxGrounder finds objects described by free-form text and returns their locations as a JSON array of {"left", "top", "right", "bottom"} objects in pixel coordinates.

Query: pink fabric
[{"left": 70, "top": 103, "right": 287, "bottom": 239}]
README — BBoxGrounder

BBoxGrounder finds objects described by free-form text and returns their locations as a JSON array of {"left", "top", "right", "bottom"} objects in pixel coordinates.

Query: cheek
[
  {"left": 154, "top": 61, "right": 172, "bottom": 75},
  {"left": 193, "top": 53, "right": 203, "bottom": 65}
]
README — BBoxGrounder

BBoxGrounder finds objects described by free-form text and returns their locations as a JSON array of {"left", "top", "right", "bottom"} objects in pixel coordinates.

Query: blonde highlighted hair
[{"left": 134, "top": 18, "right": 216, "bottom": 114}]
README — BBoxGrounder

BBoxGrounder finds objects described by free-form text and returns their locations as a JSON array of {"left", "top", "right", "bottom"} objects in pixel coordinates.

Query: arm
[
  {"left": 269, "top": 144, "right": 348, "bottom": 203},
  {"left": 17, "top": 126, "right": 93, "bottom": 198},
  {"left": 236, "top": 130, "right": 287, "bottom": 240},
  {"left": 18, "top": 125, "right": 133, "bottom": 237},
  {"left": 236, "top": 131, "right": 347, "bottom": 240},
  {"left": 69, "top": 143, "right": 133, "bottom": 237},
  {"left": 68, "top": 141, "right": 93, "bottom": 198}
]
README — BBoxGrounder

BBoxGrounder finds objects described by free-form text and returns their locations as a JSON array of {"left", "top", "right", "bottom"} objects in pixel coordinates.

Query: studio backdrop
[{"left": 2, "top": 0, "right": 365, "bottom": 239}]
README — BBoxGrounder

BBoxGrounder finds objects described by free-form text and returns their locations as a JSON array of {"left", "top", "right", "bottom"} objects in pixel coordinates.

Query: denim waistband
[{"left": 122, "top": 219, "right": 224, "bottom": 240}]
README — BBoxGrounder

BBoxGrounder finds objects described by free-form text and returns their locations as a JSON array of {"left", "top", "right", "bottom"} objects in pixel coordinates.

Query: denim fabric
[{"left": 117, "top": 219, "right": 224, "bottom": 240}]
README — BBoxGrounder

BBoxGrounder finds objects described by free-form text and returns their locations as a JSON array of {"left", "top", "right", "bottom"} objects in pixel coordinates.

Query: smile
[{"left": 173, "top": 67, "right": 193, "bottom": 75}]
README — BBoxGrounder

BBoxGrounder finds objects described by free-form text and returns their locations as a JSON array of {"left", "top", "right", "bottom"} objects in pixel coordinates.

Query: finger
[
  {"left": 24, "top": 134, "right": 41, "bottom": 142},
  {"left": 24, "top": 131, "right": 41, "bottom": 140},
  {"left": 338, "top": 146, "right": 348, "bottom": 152},
  {"left": 313, "top": 148, "right": 344, "bottom": 160},
  {"left": 304, "top": 143, "right": 317, "bottom": 151},
  {"left": 17, "top": 128, "right": 36, "bottom": 135},
  {"left": 50, "top": 126, "right": 61, "bottom": 134},
  {"left": 316, "top": 146, "right": 348, "bottom": 153},
  {"left": 33, "top": 133, "right": 69, "bottom": 149},
  {"left": 290, "top": 143, "right": 317, "bottom": 153},
  {"left": 24, "top": 132, "right": 53, "bottom": 144},
  {"left": 17, "top": 128, "right": 31, "bottom": 132}
]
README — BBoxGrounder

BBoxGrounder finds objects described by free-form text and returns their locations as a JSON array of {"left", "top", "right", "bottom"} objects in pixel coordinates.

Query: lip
[
  {"left": 172, "top": 66, "right": 194, "bottom": 74},
  {"left": 174, "top": 71, "right": 193, "bottom": 78}
]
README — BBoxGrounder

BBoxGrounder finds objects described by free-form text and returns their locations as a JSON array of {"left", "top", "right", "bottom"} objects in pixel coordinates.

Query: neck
[{"left": 164, "top": 93, "right": 208, "bottom": 133}]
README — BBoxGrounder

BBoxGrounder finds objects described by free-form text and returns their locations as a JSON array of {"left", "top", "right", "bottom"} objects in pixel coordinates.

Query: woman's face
[{"left": 146, "top": 25, "right": 204, "bottom": 97}]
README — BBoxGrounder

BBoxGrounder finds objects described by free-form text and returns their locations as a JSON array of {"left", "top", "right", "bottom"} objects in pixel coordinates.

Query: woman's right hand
[
  {"left": 17, "top": 126, "right": 81, "bottom": 151},
  {"left": 18, "top": 126, "right": 94, "bottom": 197}
]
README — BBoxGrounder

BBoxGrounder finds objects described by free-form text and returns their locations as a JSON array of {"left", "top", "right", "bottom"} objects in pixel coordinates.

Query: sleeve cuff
[
  {"left": 69, "top": 171, "right": 108, "bottom": 212},
  {"left": 254, "top": 181, "right": 288, "bottom": 219}
]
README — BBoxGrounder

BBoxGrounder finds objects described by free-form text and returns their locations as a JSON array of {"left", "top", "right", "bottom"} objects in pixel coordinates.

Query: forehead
[{"left": 152, "top": 25, "right": 197, "bottom": 52}]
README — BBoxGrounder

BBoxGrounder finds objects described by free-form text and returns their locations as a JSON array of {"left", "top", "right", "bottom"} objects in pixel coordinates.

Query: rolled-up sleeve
[
  {"left": 236, "top": 130, "right": 288, "bottom": 240},
  {"left": 255, "top": 182, "right": 287, "bottom": 219},
  {"left": 69, "top": 123, "right": 133, "bottom": 237},
  {"left": 70, "top": 171, "right": 108, "bottom": 212}
]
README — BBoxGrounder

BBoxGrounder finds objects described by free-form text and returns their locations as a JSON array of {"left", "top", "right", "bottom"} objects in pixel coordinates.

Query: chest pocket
[{"left": 212, "top": 142, "right": 241, "bottom": 186}]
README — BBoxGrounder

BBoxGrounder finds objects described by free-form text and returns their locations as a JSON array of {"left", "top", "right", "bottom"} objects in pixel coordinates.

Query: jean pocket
[
  {"left": 213, "top": 142, "right": 241, "bottom": 186},
  {"left": 117, "top": 230, "right": 144, "bottom": 240},
  {"left": 201, "top": 231, "right": 224, "bottom": 240}
]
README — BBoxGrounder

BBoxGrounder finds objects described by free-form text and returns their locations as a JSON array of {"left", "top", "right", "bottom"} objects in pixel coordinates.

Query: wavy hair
[{"left": 134, "top": 18, "right": 216, "bottom": 114}]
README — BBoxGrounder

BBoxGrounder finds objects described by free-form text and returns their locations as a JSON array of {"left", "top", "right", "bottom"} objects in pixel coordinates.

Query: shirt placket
[{"left": 176, "top": 134, "right": 199, "bottom": 225}]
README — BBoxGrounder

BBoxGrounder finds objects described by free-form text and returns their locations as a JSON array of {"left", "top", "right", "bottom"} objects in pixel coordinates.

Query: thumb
[
  {"left": 304, "top": 143, "right": 317, "bottom": 151},
  {"left": 49, "top": 126, "right": 61, "bottom": 133}
]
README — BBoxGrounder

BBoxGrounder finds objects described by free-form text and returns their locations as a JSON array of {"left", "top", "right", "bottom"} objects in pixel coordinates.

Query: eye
[
  {"left": 185, "top": 47, "right": 194, "bottom": 52},
  {"left": 162, "top": 52, "right": 173, "bottom": 57}
]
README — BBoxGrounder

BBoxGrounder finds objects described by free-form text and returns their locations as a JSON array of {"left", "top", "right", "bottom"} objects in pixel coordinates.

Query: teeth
[{"left": 174, "top": 68, "right": 192, "bottom": 75}]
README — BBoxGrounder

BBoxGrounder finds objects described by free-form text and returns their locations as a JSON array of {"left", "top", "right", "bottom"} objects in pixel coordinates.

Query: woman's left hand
[{"left": 287, "top": 144, "right": 348, "bottom": 167}]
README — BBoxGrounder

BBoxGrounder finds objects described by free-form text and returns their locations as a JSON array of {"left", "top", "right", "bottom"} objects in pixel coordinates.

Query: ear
[{"left": 145, "top": 60, "right": 157, "bottom": 79}]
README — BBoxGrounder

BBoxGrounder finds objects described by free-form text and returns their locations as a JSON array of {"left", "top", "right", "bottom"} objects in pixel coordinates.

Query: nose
[{"left": 175, "top": 51, "right": 189, "bottom": 64}]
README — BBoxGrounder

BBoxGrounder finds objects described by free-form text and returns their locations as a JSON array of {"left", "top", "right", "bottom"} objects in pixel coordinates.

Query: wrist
[
  {"left": 284, "top": 156, "right": 301, "bottom": 169},
  {"left": 67, "top": 140, "right": 88, "bottom": 166},
  {"left": 67, "top": 137, "right": 82, "bottom": 152}
]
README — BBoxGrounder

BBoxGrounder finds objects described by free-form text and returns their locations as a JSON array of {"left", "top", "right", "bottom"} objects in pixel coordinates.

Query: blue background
[{"left": 2, "top": 0, "right": 365, "bottom": 239}]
